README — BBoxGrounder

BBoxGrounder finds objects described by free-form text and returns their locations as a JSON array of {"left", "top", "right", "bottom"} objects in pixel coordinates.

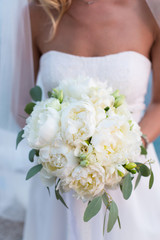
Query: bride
[{"left": 9, "top": 0, "right": 160, "bottom": 239}]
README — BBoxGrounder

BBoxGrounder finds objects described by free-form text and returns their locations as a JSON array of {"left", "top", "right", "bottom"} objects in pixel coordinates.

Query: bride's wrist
[{"left": 141, "top": 134, "right": 149, "bottom": 149}]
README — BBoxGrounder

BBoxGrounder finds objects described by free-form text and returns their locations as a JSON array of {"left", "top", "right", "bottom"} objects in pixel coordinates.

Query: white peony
[
  {"left": 105, "top": 164, "right": 127, "bottom": 188},
  {"left": 91, "top": 115, "right": 128, "bottom": 154},
  {"left": 60, "top": 164, "right": 105, "bottom": 201},
  {"left": 57, "top": 76, "right": 104, "bottom": 101},
  {"left": 23, "top": 98, "right": 61, "bottom": 149},
  {"left": 88, "top": 86, "right": 114, "bottom": 109},
  {"left": 91, "top": 113, "right": 142, "bottom": 167},
  {"left": 38, "top": 138, "right": 78, "bottom": 181},
  {"left": 61, "top": 100, "right": 96, "bottom": 145}
]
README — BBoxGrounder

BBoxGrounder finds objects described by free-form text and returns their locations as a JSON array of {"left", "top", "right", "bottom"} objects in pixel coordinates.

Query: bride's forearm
[{"left": 139, "top": 102, "right": 160, "bottom": 143}]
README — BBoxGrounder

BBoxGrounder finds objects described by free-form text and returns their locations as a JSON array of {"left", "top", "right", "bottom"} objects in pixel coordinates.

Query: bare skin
[{"left": 29, "top": 0, "right": 160, "bottom": 144}]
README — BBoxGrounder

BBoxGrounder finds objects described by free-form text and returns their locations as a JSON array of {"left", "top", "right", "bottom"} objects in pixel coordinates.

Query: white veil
[
  {"left": 0, "top": 0, "right": 159, "bottom": 223},
  {"left": 0, "top": 0, "right": 34, "bottom": 222}
]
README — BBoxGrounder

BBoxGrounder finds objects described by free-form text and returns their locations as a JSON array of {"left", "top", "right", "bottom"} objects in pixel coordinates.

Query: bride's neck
[{"left": 66, "top": 0, "right": 131, "bottom": 20}]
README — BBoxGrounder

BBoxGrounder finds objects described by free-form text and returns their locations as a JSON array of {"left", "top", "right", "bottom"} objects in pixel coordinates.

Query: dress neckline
[{"left": 40, "top": 50, "right": 151, "bottom": 65}]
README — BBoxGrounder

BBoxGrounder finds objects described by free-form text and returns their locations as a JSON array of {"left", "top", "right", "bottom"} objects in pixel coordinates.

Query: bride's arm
[
  {"left": 29, "top": 3, "right": 42, "bottom": 82},
  {"left": 139, "top": 31, "right": 160, "bottom": 143}
]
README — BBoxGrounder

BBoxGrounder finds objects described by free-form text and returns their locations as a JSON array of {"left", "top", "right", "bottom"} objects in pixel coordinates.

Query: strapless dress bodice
[{"left": 37, "top": 51, "right": 151, "bottom": 122}]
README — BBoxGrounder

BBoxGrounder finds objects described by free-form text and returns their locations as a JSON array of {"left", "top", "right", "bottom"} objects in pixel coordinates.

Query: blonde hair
[{"left": 36, "top": 0, "right": 72, "bottom": 39}]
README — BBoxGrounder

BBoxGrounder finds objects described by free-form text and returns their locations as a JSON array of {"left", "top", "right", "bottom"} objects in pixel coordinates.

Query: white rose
[
  {"left": 61, "top": 100, "right": 96, "bottom": 145},
  {"left": 60, "top": 164, "right": 105, "bottom": 201},
  {"left": 38, "top": 139, "right": 78, "bottom": 180},
  {"left": 23, "top": 98, "right": 61, "bottom": 149}
]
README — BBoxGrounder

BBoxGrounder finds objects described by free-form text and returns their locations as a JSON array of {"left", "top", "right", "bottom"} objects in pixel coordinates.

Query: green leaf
[
  {"left": 54, "top": 178, "right": 68, "bottom": 208},
  {"left": 135, "top": 162, "right": 141, "bottom": 169},
  {"left": 149, "top": 170, "right": 154, "bottom": 189},
  {"left": 29, "top": 149, "right": 37, "bottom": 162},
  {"left": 104, "top": 106, "right": 110, "bottom": 112},
  {"left": 55, "top": 188, "right": 68, "bottom": 209},
  {"left": 85, "top": 137, "right": 92, "bottom": 145},
  {"left": 128, "top": 169, "right": 137, "bottom": 174},
  {"left": 16, "top": 129, "right": 24, "bottom": 149},
  {"left": 112, "top": 90, "right": 119, "bottom": 98},
  {"left": 117, "top": 216, "right": 121, "bottom": 229},
  {"left": 52, "top": 89, "right": 63, "bottom": 103},
  {"left": 120, "top": 183, "right": 123, "bottom": 192},
  {"left": 47, "top": 187, "right": 51, "bottom": 196},
  {"left": 122, "top": 173, "right": 133, "bottom": 200},
  {"left": 48, "top": 91, "right": 52, "bottom": 98},
  {"left": 30, "top": 86, "right": 42, "bottom": 101},
  {"left": 35, "top": 150, "right": 39, "bottom": 156},
  {"left": 107, "top": 200, "right": 118, "bottom": 232},
  {"left": 139, "top": 164, "right": 150, "bottom": 177},
  {"left": 83, "top": 196, "right": 102, "bottom": 222},
  {"left": 102, "top": 192, "right": 109, "bottom": 208},
  {"left": 26, "top": 164, "right": 43, "bottom": 180},
  {"left": 134, "top": 172, "right": 142, "bottom": 189},
  {"left": 118, "top": 170, "right": 125, "bottom": 177},
  {"left": 140, "top": 145, "right": 147, "bottom": 155},
  {"left": 103, "top": 210, "right": 107, "bottom": 236},
  {"left": 24, "top": 102, "right": 36, "bottom": 115}
]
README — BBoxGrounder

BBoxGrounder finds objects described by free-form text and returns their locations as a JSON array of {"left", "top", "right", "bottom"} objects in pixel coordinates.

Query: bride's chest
[{"left": 39, "top": 2, "right": 154, "bottom": 58}]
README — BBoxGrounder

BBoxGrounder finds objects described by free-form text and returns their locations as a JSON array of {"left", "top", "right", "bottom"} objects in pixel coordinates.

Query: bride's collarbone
[{"left": 34, "top": 1, "right": 155, "bottom": 58}]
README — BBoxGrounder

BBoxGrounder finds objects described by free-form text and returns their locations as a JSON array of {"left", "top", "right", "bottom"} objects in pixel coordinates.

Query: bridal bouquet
[{"left": 17, "top": 77, "right": 154, "bottom": 233}]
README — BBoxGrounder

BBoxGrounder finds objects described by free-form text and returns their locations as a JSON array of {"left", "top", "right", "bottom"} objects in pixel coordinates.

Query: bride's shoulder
[
  {"left": 138, "top": 0, "right": 160, "bottom": 38},
  {"left": 29, "top": 1, "right": 49, "bottom": 28},
  {"left": 28, "top": 1, "right": 57, "bottom": 39}
]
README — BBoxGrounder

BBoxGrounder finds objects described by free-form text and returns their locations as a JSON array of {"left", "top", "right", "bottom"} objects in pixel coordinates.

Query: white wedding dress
[{"left": 23, "top": 51, "right": 160, "bottom": 240}]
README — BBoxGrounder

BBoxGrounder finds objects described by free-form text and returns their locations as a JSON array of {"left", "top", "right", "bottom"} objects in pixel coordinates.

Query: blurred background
[{"left": 145, "top": 75, "right": 160, "bottom": 159}]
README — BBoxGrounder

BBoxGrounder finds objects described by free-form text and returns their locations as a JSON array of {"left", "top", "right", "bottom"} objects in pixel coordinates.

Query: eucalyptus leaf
[
  {"left": 149, "top": 170, "right": 154, "bottom": 189},
  {"left": 16, "top": 129, "right": 24, "bottom": 149},
  {"left": 120, "top": 183, "right": 123, "bottom": 192},
  {"left": 30, "top": 86, "right": 42, "bottom": 101},
  {"left": 134, "top": 172, "right": 141, "bottom": 189},
  {"left": 122, "top": 173, "right": 133, "bottom": 200},
  {"left": 26, "top": 164, "right": 43, "bottom": 180},
  {"left": 103, "top": 210, "right": 107, "bottom": 236},
  {"left": 47, "top": 187, "right": 51, "bottom": 196},
  {"left": 140, "top": 145, "right": 147, "bottom": 155},
  {"left": 135, "top": 162, "right": 142, "bottom": 172},
  {"left": 102, "top": 192, "right": 109, "bottom": 208},
  {"left": 29, "top": 149, "right": 36, "bottom": 162},
  {"left": 35, "top": 150, "right": 39, "bottom": 156},
  {"left": 55, "top": 188, "right": 68, "bottom": 209},
  {"left": 107, "top": 200, "right": 118, "bottom": 232},
  {"left": 24, "top": 102, "right": 36, "bottom": 115},
  {"left": 83, "top": 196, "right": 102, "bottom": 222},
  {"left": 48, "top": 91, "right": 52, "bottom": 98},
  {"left": 139, "top": 164, "right": 150, "bottom": 177},
  {"left": 117, "top": 216, "right": 121, "bottom": 229}
]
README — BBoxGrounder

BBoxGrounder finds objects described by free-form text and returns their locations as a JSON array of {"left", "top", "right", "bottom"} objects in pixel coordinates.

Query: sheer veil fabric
[
  {"left": 0, "top": 0, "right": 159, "bottom": 222},
  {"left": 0, "top": 0, "right": 34, "bottom": 221}
]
